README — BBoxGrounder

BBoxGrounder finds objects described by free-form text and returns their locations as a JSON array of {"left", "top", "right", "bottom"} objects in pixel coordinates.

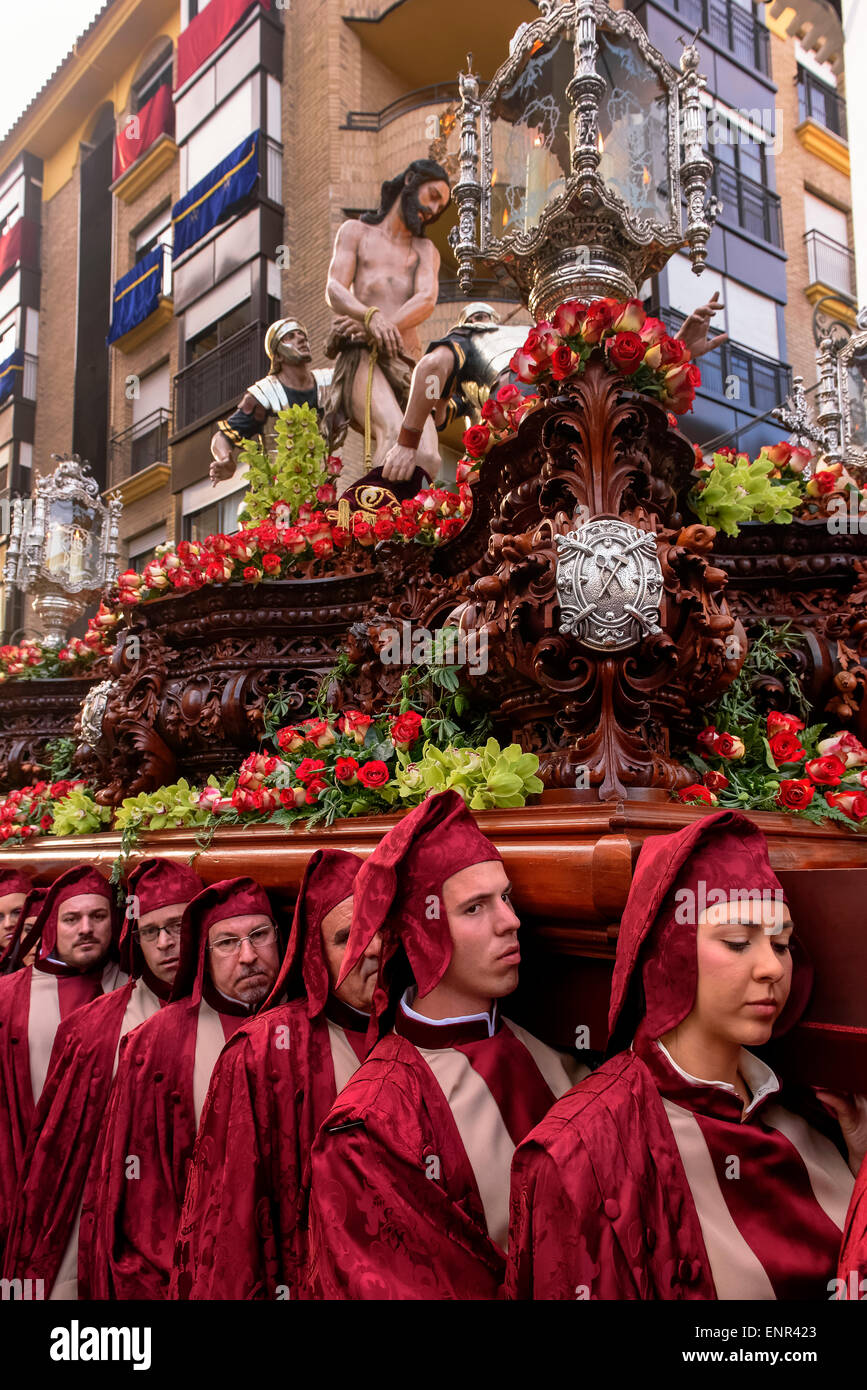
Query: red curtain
[
  {"left": 113, "top": 83, "right": 175, "bottom": 182},
  {"left": 176, "top": 0, "right": 270, "bottom": 90},
  {"left": 0, "top": 218, "right": 39, "bottom": 283}
]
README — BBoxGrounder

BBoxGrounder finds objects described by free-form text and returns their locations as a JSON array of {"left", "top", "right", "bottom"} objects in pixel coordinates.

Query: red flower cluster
[
  {"left": 459, "top": 383, "right": 543, "bottom": 470},
  {"left": 0, "top": 635, "right": 104, "bottom": 683},
  {"left": 507, "top": 298, "right": 700, "bottom": 415},
  {"left": 0, "top": 779, "right": 86, "bottom": 843}
]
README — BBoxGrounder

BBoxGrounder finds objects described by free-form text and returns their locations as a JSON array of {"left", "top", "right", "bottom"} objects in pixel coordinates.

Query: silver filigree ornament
[
  {"left": 555, "top": 518, "right": 663, "bottom": 651},
  {"left": 79, "top": 680, "right": 114, "bottom": 749}
]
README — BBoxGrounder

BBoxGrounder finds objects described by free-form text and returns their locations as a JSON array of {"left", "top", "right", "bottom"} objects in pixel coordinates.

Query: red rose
[
  {"left": 242, "top": 566, "right": 260, "bottom": 583},
  {"left": 339, "top": 709, "right": 373, "bottom": 745},
  {"left": 276, "top": 725, "right": 304, "bottom": 753},
  {"left": 396, "top": 515, "right": 420, "bottom": 538},
  {"left": 550, "top": 344, "right": 579, "bottom": 381},
  {"left": 390, "top": 710, "right": 424, "bottom": 747},
  {"left": 580, "top": 298, "right": 619, "bottom": 344},
  {"left": 678, "top": 783, "right": 716, "bottom": 805},
  {"left": 697, "top": 725, "right": 719, "bottom": 752},
  {"left": 295, "top": 757, "right": 326, "bottom": 784},
  {"left": 703, "top": 770, "right": 729, "bottom": 793},
  {"left": 374, "top": 515, "right": 396, "bottom": 540},
  {"left": 304, "top": 776, "right": 328, "bottom": 804},
  {"left": 352, "top": 519, "right": 374, "bottom": 546},
  {"left": 608, "top": 331, "right": 645, "bottom": 375},
  {"left": 356, "top": 760, "right": 391, "bottom": 789},
  {"left": 39, "top": 814, "right": 53, "bottom": 830},
  {"left": 496, "top": 382, "right": 523, "bottom": 408},
  {"left": 261, "top": 552, "right": 281, "bottom": 574},
  {"left": 302, "top": 718, "right": 335, "bottom": 749},
  {"left": 480, "top": 397, "right": 508, "bottom": 430},
  {"left": 769, "top": 730, "right": 807, "bottom": 765},
  {"left": 552, "top": 299, "right": 587, "bottom": 337},
  {"left": 463, "top": 423, "right": 493, "bottom": 459},
  {"left": 816, "top": 470, "right": 838, "bottom": 495},
  {"left": 826, "top": 789, "right": 867, "bottom": 820},
  {"left": 316, "top": 483, "right": 337, "bottom": 505},
  {"left": 312, "top": 537, "right": 333, "bottom": 559},
  {"left": 804, "top": 755, "right": 846, "bottom": 786},
  {"left": 775, "top": 778, "right": 815, "bottom": 811},
  {"left": 509, "top": 347, "right": 544, "bottom": 383},
  {"left": 334, "top": 756, "right": 359, "bottom": 783},
  {"left": 639, "top": 316, "right": 668, "bottom": 347},
  {"left": 523, "top": 322, "right": 557, "bottom": 361},
  {"left": 766, "top": 711, "right": 805, "bottom": 735},
  {"left": 714, "top": 733, "right": 745, "bottom": 760},
  {"left": 762, "top": 442, "right": 792, "bottom": 467}
]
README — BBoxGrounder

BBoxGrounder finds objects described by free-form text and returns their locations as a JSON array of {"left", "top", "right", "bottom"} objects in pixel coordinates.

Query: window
[
  {"left": 181, "top": 77, "right": 258, "bottom": 192},
  {"left": 183, "top": 487, "right": 246, "bottom": 543},
  {"left": 132, "top": 44, "right": 173, "bottom": 114},
  {"left": 797, "top": 65, "right": 847, "bottom": 140},
  {"left": 187, "top": 298, "right": 252, "bottom": 362},
  {"left": 0, "top": 172, "right": 24, "bottom": 238},
  {"left": 0, "top": 310, "right": 17, "bottom": 360},
  {"left": 665, "top": 254, "right": 779, "bottom": 358},
  {"left": 804, "top": 193, "right": 853, "bottom": 296},
  {"left": 128, "top": 524, "right": 167, "bottom": 572}
]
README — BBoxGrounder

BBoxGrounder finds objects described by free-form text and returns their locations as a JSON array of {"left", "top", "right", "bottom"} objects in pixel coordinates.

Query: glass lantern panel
[
  {"left": 595, "top": 29, "right": 671, "bottom": 223},
  {"left": 846, "top": 361, "right": 867, "bottom": 451},
  {"left": 44, "top": 497, "right": 101, "bottom": 587},
  {"left": 487, "top": 36, "right": 574, "bottom": 240}
]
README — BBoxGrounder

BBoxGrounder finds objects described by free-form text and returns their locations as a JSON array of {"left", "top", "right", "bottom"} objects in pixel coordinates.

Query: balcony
[
  {"left": 804, "top": 228, "right": 856, "bottom": 324},
  {"left": 343, "top": 82, "right": 462, "bottom": 131},
  {"left": 173, "top": 319, "right": 267, "bottom": 436},
  {"left": 657, "top": 307, "right": 791, "bottom": 414},
  {"left": 710, "top": 161, "right": 782, "bottom": 248},
  {"left": 630, "top": 0, "right": 769, "bottom": 74},
  {"left": 107, "top": 245, "right": 173, "bottom": 354},
  {"left": 111, "top": 407, "right": 171, "bottom": 478},
  {"left": 796, "top": 68, "right": 849, "bottom": 176},
  {"left": 111, "top": 84, "right": 176, "bottom": 206}
]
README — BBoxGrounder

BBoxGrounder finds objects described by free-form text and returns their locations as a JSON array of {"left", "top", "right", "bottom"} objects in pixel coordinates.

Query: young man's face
[
  {"left": 135, "top": 900, "right": 190, "bottom": 985},
  {"left": 206, "top": 912, "right": 281, "bottom": 1006},
  {"left": 438, "top": 860, "right": 520, "bottom": 1003},
  {"left": 54, "top": 893, "right": 113, "bottom": 970},
  {"left": 320, "top": 896, "right": 381, "bottom": 1013},
  {"left": 0, "top": 892, "right": 26, "bottom": 950}
]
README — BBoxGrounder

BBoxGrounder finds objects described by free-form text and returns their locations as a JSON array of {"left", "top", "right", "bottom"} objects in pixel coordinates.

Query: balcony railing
[
  {"left": 173, "top": 319, "right": 268, "bottom": 434},
  {"left": 710, "top": 161, "right": 782, "bottom": 247},
  {"left": 656, "top": 307, "right": 790, "bottom": 414},
  {"left": 805, "top": 228, "right": 855, "bottom": 298},
  {"left": 344, "top": 82, "right": 462, "bottom": 131},
  {"left": 21, "top": 353, "right": 37, "bottom": 401},
  {"left": 634, "top": 0, "right": 770, "bottom": 74},
  {"left": 111, "top": 407, "right": 172, "bottom": 477},
  {"left": 797, "top": 68, "right": 848, "bottom": 141}
]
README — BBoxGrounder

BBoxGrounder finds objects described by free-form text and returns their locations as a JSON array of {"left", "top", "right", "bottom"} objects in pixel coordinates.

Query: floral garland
[
  {"left": 678, "top": 712, "right": 867, "bottom": 829},
  {"left": 690, "top": 440, "right": 867, "bottom": 537},
  {"left": 0, "top": 779, "right": 93, "bottom": 843},
  {"left": 114, "top": 486, "right": 472, "bottom": 609},
  {"left": 0, "top": 632, "right": 108, "bottom": 684}
]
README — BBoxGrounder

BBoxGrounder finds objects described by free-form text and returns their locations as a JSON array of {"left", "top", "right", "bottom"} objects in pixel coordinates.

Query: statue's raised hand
[{"left": 675, "top": 291, "right": 728, "bottom": 360}]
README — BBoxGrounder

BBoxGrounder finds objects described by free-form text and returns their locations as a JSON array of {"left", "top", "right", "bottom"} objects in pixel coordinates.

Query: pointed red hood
[
  {"left": 0, "top": 883, "right": 46, "bottom": 972},
  {"left": 32, "top": 866, "right": 121, "bottom": 970},
  {"left": 607, "top": 810, "right": 812, "bottom": 1053},
  {"left": 337, "top": 790, "right": 503, "bottom": 1024},
  {"left": 120, "top": 858, "right": 205, "bottom": 977},
  {"left": 0, "top": 868, "right": 33, "bottom": 899},
  {"left": 170, "top": 876, "right": 275, "bottom": 1005},
  {"left": 263, "top": 849, "right": 363, "bottom": 1016}
]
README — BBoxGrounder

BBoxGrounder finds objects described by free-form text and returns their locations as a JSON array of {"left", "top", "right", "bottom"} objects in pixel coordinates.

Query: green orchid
[{"left": 50, "top": 790, "right": 112, "bottom": 837}]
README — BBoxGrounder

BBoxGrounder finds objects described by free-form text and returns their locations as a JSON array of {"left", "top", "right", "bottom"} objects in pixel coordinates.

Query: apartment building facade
[{"left": 0, "top": 0, "right": 853, "bottom": 642}]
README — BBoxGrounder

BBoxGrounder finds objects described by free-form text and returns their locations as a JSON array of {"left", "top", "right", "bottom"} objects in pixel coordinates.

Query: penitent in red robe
[
  {"left": 308, "top": 996, "right": 584, "bottom": 1300},
  {"left": 172, "top": 995, "right": 368, "bottom": 1299},
  {"left": 0, "top": 956, "right": 127, "bottom": 1263},
  {"left": 3, "top": 975, "right": 165, "bottom": 1298}
]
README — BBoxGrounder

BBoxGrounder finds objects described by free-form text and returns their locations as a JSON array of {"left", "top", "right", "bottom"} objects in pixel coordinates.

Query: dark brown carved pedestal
[{"left": 0, "top": 674, "right": 105, "bottom": 789}]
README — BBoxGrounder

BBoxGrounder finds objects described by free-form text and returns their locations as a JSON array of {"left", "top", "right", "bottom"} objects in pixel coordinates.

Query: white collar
[
  {"left": 655, "top": 1039, "right": 780, "bottom": 1116},
  {"left": 400, "top": 986, "right": 498, "bottom": 1038}
]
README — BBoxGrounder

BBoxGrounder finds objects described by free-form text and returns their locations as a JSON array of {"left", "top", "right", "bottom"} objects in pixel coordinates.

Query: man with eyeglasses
[
  {"left": 172, "top": 849, "right": 379, "bottom": 1300},
  {"left": 0, "top": 866, "right": 126, "bottom": 1264},
  {"left": 4, "top": 858, "right": 203, "bottom": 1299},
  {"left": 80, "top": 876, "right": 282, "bottom": 1299}
]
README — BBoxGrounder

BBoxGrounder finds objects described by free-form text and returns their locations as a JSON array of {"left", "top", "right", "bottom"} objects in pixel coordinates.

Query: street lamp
[
  {"left": 450, "top": 0, "right": 719, "bottom": 317},
  {"left": 2, "top": 453, "right": 122, "bottom": 649}
]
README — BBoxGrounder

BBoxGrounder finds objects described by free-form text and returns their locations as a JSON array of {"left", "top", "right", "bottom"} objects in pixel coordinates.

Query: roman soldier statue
[{"left": 209, "top": 319, "right": 333, "bottom": 484}]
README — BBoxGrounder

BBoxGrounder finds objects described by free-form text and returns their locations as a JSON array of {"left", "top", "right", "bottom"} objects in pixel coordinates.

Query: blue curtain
[
  {"left": 107, "top": 246, "right": 167, "bottom": 345},
  {"left": 171, "top": 131, "right": 260, "bottom": 259}
]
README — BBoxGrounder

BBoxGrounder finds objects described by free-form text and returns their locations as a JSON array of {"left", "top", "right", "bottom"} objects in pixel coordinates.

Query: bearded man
[
  {"left": 321, "top": 158, "right": 451, "bottom": 493},
  {"left": 4, "top": 859, "right": 203, "bottom": 1299},
  {"left": 209, "top": 318, "right": 333, "bottom": 483},
  {"left": 307, "top": 790, "right": 588, "bottom": 1299},
  {"left": 80, "top": 877, "right": 282, "bottom": 1299},
  {"left": 0, "top": 867, "right": 125, "bottom": 1261},
  {"left": 172, "top": 849, "right": 383, "bottom": 1300}
]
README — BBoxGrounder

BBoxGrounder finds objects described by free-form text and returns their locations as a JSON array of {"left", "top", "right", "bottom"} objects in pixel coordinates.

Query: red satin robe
[
  {"left": 3, "top": 973, "right": 165, "bottom": 1297},
  {"left": 506, "top": 1039, "right": 854, "bottom": 1300},
  {"left": 0, "top": 958, "right": 127, "bottom": 1261},
  {"left": 171, "top": 995, "right": 368, "bottom": 1300},
  {"left": 838, "top": 1157, "right": 867, "bottom": 1298},
  {"left": 308, "top": 995, "right": 583, "bottom": 1299},
  {"left": 78, "top": 983, "right": 252, "bottom": 1300}
]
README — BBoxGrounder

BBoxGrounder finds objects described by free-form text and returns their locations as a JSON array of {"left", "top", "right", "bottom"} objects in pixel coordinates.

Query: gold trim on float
[
  {"left": 795, "top": 119, "right": 850, "bottom": 177},
  {"left": 111, "top": 135, "right": 178, "bottom": 205},
  {"left": 109, "top": 462, "right": 170, "bottom": 507},
  {"left": 109, "top": 297, "right": 174, "bottom": 355}
]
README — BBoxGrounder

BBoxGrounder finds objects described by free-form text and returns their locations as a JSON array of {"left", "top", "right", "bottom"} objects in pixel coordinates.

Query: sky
[{"left": 1, "top": 1, "right": 107, "bottom": 142}]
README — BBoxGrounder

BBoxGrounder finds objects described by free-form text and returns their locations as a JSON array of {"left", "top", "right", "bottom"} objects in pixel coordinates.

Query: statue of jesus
[{"left": 321, "top": 158, "right": 451, "bottom": 489}]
